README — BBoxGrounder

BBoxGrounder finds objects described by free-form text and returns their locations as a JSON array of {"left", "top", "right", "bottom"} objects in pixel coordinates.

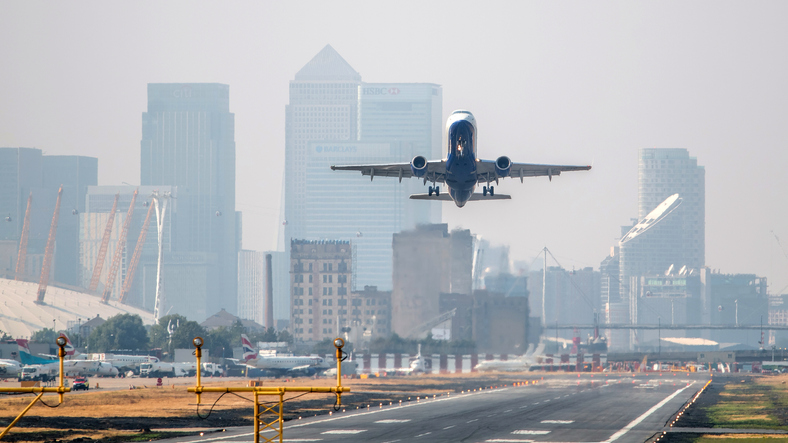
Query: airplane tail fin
[
  {"left": 241, "top": 334, "right": 256, "bottom": 362},
  {"left": 60, "top": 333, "right": 76, "bottom": 356}
]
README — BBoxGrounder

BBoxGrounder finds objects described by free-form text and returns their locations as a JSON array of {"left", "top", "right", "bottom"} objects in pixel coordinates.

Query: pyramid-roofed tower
[{"left": 295, "top": 45, "right": 361, "bottom": 82}]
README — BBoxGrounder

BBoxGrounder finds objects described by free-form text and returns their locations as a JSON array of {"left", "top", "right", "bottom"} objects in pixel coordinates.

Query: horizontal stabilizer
[
  {"left": 409, "top": 193, "right": 511, "bottom": 201},
  {"left": 409, "top": 193, "right": 453, "bottom": 201},
  {"left": 469, "top": 193, "right": 511, "bottom": 201}
]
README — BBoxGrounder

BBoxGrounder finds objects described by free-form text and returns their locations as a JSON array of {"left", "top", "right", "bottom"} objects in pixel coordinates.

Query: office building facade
[
  {"left": 284, "top": 45, "right": 442, "bottom": 291},
  {"left": 0, "top": 148, "right": 97, "bottom": 285},
  {"left": 391, "top": 224, "right": 473, "bottom": 338},
  {"left": 238, "top": 250, "right": 265, "bottom": 325},
  {"left": 141, "top": 83, "right": 238, "bottom": 320}
]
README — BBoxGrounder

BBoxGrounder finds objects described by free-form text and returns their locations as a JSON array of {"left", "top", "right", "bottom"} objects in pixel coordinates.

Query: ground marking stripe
[
  {"left": 321, "top": 429, "right": 366, "bottom": 434},
  {"left": 541, "top": 420, "right": 574, "bottom": 424},
  {"left": 375, "top": 419, "right": 411, "bottom": 423},
  {"left": 603, "top": 383, "right": 694, "bottom": 443},
  {"left": 512, "top": 430, "right": 551, "bottom": 435}
]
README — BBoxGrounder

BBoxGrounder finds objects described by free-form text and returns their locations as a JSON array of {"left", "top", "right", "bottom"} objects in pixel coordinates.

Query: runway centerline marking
[
  {"left": 512, "top": 430, "right": 551, "bottom": 435},
  {"left": 415, "top": 432, "right": 432, "bottom": 438},
  {"left": 443, "top": 425, "right": 455, "bottom": 430},
  {"left": 467, "top": 418, "right": 479, "bottom": 423},
  {"left": 541, "top": 420, "right": 574, "bottom": 424},
  {"left": 505, "top": 409, "right": 512, "bottom": 412},
  {"left": 375, "top": 419, "right": 411, "bottom": 423},
  {"left": 322, "top": 430, "right": 366, "bottom": 434}
]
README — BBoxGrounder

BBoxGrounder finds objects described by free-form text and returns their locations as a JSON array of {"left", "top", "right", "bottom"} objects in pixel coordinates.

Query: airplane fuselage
[{"left": 444, "top": 110, "right": 478, "bottom": 207}]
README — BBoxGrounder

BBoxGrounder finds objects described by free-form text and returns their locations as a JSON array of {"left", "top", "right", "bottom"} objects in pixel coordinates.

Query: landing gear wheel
[
  {"left": 428, "top": 186, "right": 434, "bottom": 196},
  {"left": 435, "top": 186, "right": 440, "bottom": 196},
  {"left": 490, "top": 186, "right": 495, "bottom": 196},
  {"left": 483, "top": 186, "right": 488, "bottom": 196}
]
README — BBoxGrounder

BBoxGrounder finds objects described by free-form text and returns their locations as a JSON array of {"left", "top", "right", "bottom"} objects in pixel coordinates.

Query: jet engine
[
  {"left": 410, "top": 155, "right": 428, "bottom": 177},
  {"left": 495, "top": 156, "right": 512, "bottom": 177}
]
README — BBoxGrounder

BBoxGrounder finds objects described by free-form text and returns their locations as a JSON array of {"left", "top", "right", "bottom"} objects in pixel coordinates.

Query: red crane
[
  {"left": 119, "top": 202, "right": 153, "bottom": 304},
  {"left": 101, "top": 190, "right": 137, "bottom": 303},
  {"left": 14, "top": 192, "right": 32, "bottom": 281},
  {"left": 36, "top": 186, "right": 62, "bottom": 304},
  {"left": 88, "top": 194, "right": 119, "bottom": 293}
]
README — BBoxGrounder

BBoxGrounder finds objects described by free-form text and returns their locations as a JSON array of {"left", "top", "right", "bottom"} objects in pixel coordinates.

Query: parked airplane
[
  {"left": 16, "top": 339, "right": 118, "bottom": 377},
  {"left": 240, "top": 334, "right": 325, "bottom": 376},
  {"left": 474, "top": 343, "right": 546, "bottom": 372},
  {"left": 0, "top": 359, "right": 22, "bottom": 378},
  {"left": 331, "top": 110, "right": 591, "bottom": 207}
]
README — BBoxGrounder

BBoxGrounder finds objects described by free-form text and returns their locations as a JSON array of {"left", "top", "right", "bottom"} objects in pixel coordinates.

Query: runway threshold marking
[{"left": 602, "top": 384, "right": 693, "bottom": 443}]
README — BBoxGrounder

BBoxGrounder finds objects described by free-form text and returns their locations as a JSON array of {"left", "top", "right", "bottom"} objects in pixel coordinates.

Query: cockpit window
[{"left": 449, "top": 120, "right": 474, "bottom": 156}]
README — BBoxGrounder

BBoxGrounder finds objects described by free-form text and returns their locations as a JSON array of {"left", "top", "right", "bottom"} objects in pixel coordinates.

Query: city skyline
[{"left": 1, "top": 3, "right": 787, "bottom": 295}]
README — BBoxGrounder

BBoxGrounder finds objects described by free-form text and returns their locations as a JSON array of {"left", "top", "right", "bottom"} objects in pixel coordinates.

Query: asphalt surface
[{"left": 158, "top": 372, "right": 710, "bottom": 443}]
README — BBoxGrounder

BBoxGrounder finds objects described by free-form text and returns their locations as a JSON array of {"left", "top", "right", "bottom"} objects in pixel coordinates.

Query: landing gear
[
  {"left": 482, "top": 186, "right": 495, "bottom": 196},
  {"left": 428, "top": 186, "right": 441, "bottom": 197}
]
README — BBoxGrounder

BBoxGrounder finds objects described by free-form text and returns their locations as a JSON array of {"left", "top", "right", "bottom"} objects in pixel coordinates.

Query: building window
[
  {"left": 309, "top": 319, "right": 312, "bottom": 324},
  {"left": 329, "top": 275, "right": 333, "bottom": 283},
  {"left": 309, "top": 274, "right": 313, "bottom": 283},
  {"left": 338, "top": 299, "right": 347, "bottom": 306},
  {"left": 329, "top": 263, "right": 333, "bottom": 271},
  {"left": 328, "top": 287, "right": 333, "bottom": 295},
  {"left": 308, "top": 287, "right": 312, "bottom": 295}
]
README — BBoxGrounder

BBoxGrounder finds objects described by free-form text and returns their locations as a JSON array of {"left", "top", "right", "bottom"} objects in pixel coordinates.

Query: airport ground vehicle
[{"left": 72, "top": 377, "right": 89, "bottom": 390}]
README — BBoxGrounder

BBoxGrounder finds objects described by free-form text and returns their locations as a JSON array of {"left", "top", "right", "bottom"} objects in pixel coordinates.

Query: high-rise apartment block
[
  {"left": 638, "top": 148, "right": 705, "bottom": 269},
  {"left": 141, "top": 83, "right": 238, "bottom": 320},
  {"left": 284, "top": 45, "right": 442, "bottom": 291},
  {"left": 289, "top": 240, "right": 352, "bottom": 342}
]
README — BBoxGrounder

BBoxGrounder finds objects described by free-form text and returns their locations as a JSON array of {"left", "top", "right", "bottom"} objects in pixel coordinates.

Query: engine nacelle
[
  {"left": 410, "top": 155, "right": 428, "bottom": 177},
  {"left": 495, "top": 156, "right": 512, "bottom": 177}
]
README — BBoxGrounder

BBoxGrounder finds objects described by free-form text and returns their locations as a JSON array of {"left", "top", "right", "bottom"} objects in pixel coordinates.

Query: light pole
[{"left": 658, "top": 317, "right": 661, "bottom": 355}]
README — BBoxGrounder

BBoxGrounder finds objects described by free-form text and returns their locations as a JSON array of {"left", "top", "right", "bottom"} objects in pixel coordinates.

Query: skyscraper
[
  {"left": 141, "top": 83, "right": 238, "bottom": 319},
  {"left": 284, "top": 46, "right": 442, "bottom": 290},
  {"left": 638, "top": 148, "right": 705, "bottom": 268}
]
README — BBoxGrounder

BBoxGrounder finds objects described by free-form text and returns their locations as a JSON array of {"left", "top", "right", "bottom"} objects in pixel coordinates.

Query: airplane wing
[
  {"left": 476, "top": 160, "right": 591, "bottom": 183},
  {"left": 331, "top": 160, "right": 448, "bottom": 184}
]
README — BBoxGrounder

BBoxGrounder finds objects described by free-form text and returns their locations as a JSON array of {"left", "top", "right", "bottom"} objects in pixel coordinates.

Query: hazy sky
[{"left": 1, "top": 2, "right": 787, "bottom": 293}]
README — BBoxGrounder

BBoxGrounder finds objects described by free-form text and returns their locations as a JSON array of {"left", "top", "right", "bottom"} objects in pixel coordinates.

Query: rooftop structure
[{"left": 0, "top": 277, "right": 154, "bottom": 338}]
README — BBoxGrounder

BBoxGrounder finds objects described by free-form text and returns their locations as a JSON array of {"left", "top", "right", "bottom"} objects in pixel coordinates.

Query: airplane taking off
[
  {"left": 331, "top": 110, "right": 591, "bottom": 207},
  {"left": 474, "top": 343, "right": 546, "bottom": 372}
]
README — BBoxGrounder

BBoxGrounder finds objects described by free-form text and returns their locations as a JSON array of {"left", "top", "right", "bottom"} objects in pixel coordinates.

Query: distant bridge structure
[{"left": 545, "top": 324, "right": 788, "bottom": 331}]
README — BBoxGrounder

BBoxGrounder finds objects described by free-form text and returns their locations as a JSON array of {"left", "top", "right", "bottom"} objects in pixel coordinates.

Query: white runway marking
[
  {"left": 541, "top": 419, "right": 574, "bottom": 424},
  {"left": 485, "top": 440, "right": 535, "bottom": 442},
  {"left": 512, "top": 430, "right": 551, "bottom": 435},
  {"left": 375, "top": 419, "right": 411, "bottom": 423},
  {"left": 603, "top": 384, "right": 693, "bottom": 443},
  {"left": 415, "top": 432, "right": 432, "bottom": 437},
  {"left": 467, "top": 418, "right": 479, "bottom": 423},
  {"left": 443, "top": 425, "right": 455, "bottom": 430},
  {"left": 504, "top": 409, "right": 512, "bottom": 412},
  {"left": 321, "top": 430, "right": 366, "bottom": 434}
]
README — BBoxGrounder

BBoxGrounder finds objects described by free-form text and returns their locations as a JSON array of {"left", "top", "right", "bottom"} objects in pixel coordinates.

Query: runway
[{"left": 162, "top": 372, "right": 710, "bottom": 443}]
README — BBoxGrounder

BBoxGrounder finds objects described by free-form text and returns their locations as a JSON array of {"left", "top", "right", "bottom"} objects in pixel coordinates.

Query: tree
[
  {"left": 87, "top": 314, "right": 149, "bottom": 352},
  {"left": 0, "top": 330, "right": 12, "bottom": 341},
  {"left": 31, "top": 328, "right": 58, "bottom": 344}
]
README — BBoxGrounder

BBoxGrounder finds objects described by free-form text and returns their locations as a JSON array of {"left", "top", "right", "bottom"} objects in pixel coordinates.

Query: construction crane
[
  {"left": 101, "top": 190, "right": 137, "bottom": 303},
  {"left": 88, "top": 194, "right": 119, "bottom": 293},
  {"left": 36, "top": 186, "right": 62, "bottom": 304},
  {"left": 119, "top": 202, "right": 153, "bottom": 304},
  {"left": 14, "top": 192, "right": 32, "bottom": 281}
]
